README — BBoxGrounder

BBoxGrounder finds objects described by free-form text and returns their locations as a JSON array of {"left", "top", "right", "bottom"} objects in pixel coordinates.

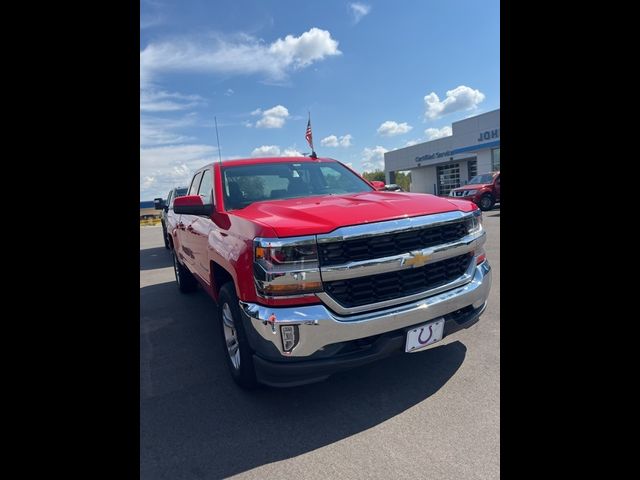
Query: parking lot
[{"left": 140, "top": 209, "right": 500, "bottom": 479}]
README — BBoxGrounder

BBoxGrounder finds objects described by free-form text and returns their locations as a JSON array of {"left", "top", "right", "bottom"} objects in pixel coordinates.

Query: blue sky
[{"left": 140, "top": 0, "right": 500, "bottom": 200}]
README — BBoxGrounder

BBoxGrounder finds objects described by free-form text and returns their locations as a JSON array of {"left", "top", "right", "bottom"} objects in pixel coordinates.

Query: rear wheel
[
  {"left": 162, "top": 223, "right": 170, "bottom": 249},
  {"left": 218, "top": 283, "right": 258, "bottom": 389},
  {"left": 172, "top": 249, "right": 197, "bottom": 293},
  {"left": 479, "top": 194, "right": 495, "bottom": 211}
]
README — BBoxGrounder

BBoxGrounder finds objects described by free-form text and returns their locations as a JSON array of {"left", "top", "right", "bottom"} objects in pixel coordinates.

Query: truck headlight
[
  {"left": 466, "top": 210, "right": 483, "bottom": 234},
  {"left": 465, "top": 190, "right": 477, "bottom": 196},
  {"left": 254, "top": 236, "right": 323, "bottom": 297}
]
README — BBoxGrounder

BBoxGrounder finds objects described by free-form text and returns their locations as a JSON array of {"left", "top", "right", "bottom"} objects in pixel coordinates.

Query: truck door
[
  {"left": 177, "top": 171, "right": 203, "bottom": 269},
  {"left": 190, "top": 167, "right": 215, "bottom": 285}
]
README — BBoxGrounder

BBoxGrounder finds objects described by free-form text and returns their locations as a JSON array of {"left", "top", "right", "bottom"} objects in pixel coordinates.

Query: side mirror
[
  {"left": 370, "top": 180, "right": 386, "bottom": 191},
  {"left": 174, "top": 195, "right": 213, "bottom": 215},
  {"left": 153, "top": 198, "right": 165, "bottom": 210}
]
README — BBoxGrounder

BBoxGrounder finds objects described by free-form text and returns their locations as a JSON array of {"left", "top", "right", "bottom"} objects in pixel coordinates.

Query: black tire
[
  {"left": 218, "top": 282, "right": 258, "bottom": 389},
  {"left": 172, "top": 249, "right": 197, "bottom": 293},
  {"left": 162, "top": 223, "right": 170, "bottom": 249},
  {"left": 478, "top": 194, "right": 495, "bottom": 211}
]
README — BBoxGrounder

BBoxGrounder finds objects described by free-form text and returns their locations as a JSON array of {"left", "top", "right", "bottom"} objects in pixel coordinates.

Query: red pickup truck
[{"left": 170, "top": 157, "right": 492, "bottom": 388}]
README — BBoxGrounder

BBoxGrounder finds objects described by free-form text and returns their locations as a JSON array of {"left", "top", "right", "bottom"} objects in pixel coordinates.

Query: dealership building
[{"left": 384, "top": 109, "right": 500, "bottom": 195}]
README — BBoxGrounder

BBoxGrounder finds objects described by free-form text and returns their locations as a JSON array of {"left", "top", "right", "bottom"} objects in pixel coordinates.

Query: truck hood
[{"left": 229, "top": 191, "right": 469, "bottom": 237}]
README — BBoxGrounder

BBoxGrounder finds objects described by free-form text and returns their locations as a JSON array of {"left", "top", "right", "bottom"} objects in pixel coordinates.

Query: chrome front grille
[
  {"left": 315, "top": 211, "right": 484, "bottom": 314},
  {"left": 318, "top": 220, "right": 468, "bottom": 266},
  {"left": 324, "top": 253, "right": 474, "bottom": 308}
]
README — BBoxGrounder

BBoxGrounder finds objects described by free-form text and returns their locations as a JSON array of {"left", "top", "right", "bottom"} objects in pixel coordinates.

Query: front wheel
[
  {"left": 478, "top": 194, "right": 495, "bottom": 211},
  {"left": 218, "top": 283, "right": 258, "bottom": 389}
]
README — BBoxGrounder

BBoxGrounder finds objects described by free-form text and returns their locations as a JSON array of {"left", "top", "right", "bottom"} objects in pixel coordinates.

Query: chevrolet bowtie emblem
[{"left": 402, "top": 251, "right": 430, "bottom": 268}]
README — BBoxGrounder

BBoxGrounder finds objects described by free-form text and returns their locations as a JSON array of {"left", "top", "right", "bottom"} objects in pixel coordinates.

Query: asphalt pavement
[{"left": 140, "top": 208, "right": 500, "bottom": 479}]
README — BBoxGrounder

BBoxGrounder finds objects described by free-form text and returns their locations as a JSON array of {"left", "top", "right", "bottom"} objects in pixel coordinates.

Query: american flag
[{"left": 305, "top": 118, "right": 314, "bottom": 150}]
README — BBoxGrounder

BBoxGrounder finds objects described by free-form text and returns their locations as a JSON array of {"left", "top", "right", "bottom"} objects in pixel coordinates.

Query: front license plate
[{"left": 405, "top": 318, "right": 445, "bottom": 353}]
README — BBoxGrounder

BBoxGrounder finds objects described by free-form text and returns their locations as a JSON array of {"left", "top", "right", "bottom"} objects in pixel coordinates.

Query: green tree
[
  {"left": 394, "top": 171, "right": 411, "bottom": 191},
  {"left": 362, "top": 170, "right": 385, "bottom": 182}
]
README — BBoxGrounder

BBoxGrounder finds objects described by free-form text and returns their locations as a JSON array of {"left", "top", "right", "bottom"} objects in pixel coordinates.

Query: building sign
[
  {"left": 414, "top": 128, "right": 500, "bottom": 164},
  {"left": 415, "top": 150, "right": 453, "bottom": 163},
  {"left": 477, "top": 129, "right": 499, "bottom": 142}
]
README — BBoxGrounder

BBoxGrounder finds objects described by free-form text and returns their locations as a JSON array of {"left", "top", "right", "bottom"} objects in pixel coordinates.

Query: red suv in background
[{"left": 449, "top": 171, "right": 500, "bottom": 211}]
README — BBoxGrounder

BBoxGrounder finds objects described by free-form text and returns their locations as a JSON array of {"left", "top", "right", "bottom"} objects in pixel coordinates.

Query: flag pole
[
  {"left": 307, "top": 111, "right": 317, "bottom": 159},
  {"left": 214, "top": 116, "right": 223, "bottom": 165}
]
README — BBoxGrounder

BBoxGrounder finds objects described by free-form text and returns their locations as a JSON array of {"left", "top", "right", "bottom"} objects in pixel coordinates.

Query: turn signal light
[
  {"left": 260, "top": 281, "right": 322, "bottom": 295},
  {"left": 476, "top": 253, "right": 486, "bottom": 264}
]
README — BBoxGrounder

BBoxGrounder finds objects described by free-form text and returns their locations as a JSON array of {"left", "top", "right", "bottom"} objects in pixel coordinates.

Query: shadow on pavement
[
  {"left": 140, "top": 281, "right": 467, "bottom": 479},
  {"left": 140, "top": 247, "right": 173, "bottom": 271}
]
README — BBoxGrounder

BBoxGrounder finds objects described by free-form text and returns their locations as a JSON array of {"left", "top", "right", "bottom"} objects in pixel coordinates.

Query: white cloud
[
  {"left": 251, "top": 145, "right": 303, "bottom": 157},
  {"left": 140, "top": 144, "right": 219, "bottom": 199},
  {"left": 404, "top": 139, "right": 422, "bottom": 147},
  {"left": 141, "top": 176, "right": 156, "bottom": 189},
  {"left": 340, "top": 134, "right": 353, "bottom": 147},
  {"left": 377, "top": 121, "right": 413, "bottom": 137},
  {"left": 140, "top": 114, "right": 197, "bottom": 146},
  {"left": 224, "top": 88, "right": 234, "bottom": 96},
  {"left": 424, "top": 126, "right": 453, "bottom": 140},
  {"left": 283, "top": 148, "right": 303, "bottom": 157},
  {"left": 141, "top": 144, "right": 218, "bottom": 169},
  {"left": 424, "top": 85, "right": 485, "bottom": 119},
  {"left": 140, "top": 89, "right": 205, "bottom": 112},
  {"left": 361, "top": 146, "right": 388, "bottom": 171},
  {"left": 140, "top": 27, "right": 342, "bottom": 84},
  {"left": 321, "top": 135, "right": 339, "bottom": 147},
  {"left": 251, "top": 145, "right": 281, "bottom": 157},
  {"left": 349, "top": 3, "right": 371, "bottom": 23},
  {"left": 255, "top": 105, "right": 289, "bottom": 128},
  {"left": 321, "top": 134, "right": 352, "bottom": 147}
]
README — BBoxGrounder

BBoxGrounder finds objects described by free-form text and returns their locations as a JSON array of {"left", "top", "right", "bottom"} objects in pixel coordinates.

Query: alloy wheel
[{"left": 222, "top": 303, "right": 241, "bottom": 370}]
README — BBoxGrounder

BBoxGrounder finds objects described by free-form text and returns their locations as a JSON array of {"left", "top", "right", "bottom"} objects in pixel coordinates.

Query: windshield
[
  {"left": 222, "top": 162, "right": 373, "bottom": 211},
  {"left": 467, "top": 173, "right": 495, "bottom": 185}
]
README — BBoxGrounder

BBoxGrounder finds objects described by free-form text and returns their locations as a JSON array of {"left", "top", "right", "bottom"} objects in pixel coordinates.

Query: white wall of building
[
  {"left": 476, "top": 150, "right": 493, "bottom": 174},
  {"left": 410, "top": 167, "right": 438, "bottom": 194}
]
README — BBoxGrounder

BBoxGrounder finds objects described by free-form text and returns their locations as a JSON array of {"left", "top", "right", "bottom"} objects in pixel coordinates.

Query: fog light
[{"left": 281, "top": 325, "right": 299, "bottom": 353}]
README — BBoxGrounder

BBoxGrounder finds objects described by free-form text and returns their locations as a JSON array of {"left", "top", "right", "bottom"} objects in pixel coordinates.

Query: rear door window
[
  {"left": 188, "top": 172, "right": 203, "bottom": 195},
  {"left": 197, "top": 169, "right": 214, "bottom": 205}
]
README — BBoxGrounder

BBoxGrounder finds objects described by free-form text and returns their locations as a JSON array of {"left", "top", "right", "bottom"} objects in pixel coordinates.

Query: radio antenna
[{"left": 214, "top": 116, "right": 223, "bottom": 165}]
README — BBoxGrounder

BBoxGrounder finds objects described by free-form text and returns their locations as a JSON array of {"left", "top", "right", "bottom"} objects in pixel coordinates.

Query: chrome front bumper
[{"left": 240, "top": 260, "right": 492, "bottom": 358}]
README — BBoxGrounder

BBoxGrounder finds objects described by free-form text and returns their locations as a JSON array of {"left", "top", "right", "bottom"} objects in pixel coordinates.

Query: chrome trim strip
[
  {"left": 254, "top": 235, "right": 317, "bottom": 248},
  {"left": 316, "top": 210, "right": 477, "bottom": 243},
  {"left": 320, "top": 230, "right": 485, "bottom": 282},
  {"left": 239, "top": 260, "right": 491, "bottom": 357},
  {"left": 317, "top": 253, "right": 479, "bottom": 315}
]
